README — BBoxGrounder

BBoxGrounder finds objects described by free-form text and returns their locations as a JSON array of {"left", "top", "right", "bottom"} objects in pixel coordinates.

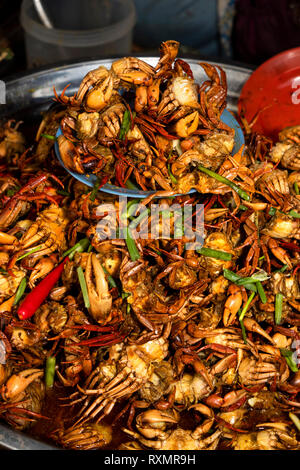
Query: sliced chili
[{"left": 17, "top": 257, "right": 69, "bottom": 320}]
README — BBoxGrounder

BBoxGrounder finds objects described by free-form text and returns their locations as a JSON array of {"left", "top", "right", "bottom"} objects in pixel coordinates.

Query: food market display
[{"left": 0, "top": 41, "right": 299, "bottom": 450}]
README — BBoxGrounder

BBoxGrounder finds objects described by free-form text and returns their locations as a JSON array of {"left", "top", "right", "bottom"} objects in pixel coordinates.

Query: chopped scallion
[
  {"left": 77, "top": 266, "right": 90, "bottom": 309},
  {"left": 57, "top": 189, "right": 71, "bottom": 196},
  {"left": 197, "top": 164, "right": 250, "bottom": 201},
  {"left": 197, "top": 247, "right": 232, "bottom": 261},
  {"left": 62, "top": 238, "right": 90, "bottom": 260},
  {"left": 125, "top": 227, "right": 140, "bottom": 261},
  {"left": 125, "top": 179, "right": 139, "bottom": 190},
  {"left": 223, "top": 269, "right": 257, "bottom": 292},
  {"left": 17, "top": 245, "right": 43, "bottom": 261},
  {"left": 239, "top": 291, "right": 256, "bottom": 321},
  {"left": 280, "top": 348, "right": 298, "bottom": 373},
  {"left": 268, "top": 206, "right": 277, "bottom": 216},
  {"left": 41, "top": 133, "right": 56, "bottom": 141},
  {"left": 102, "top": 265, "right": 117, "bottom": 289},
  {"left": 45, "top": 356, "right": 56, "bottom": 388},
  {"left": 275, "top": 264, "right": 288, "bottom": 273},
  {"left": 239, "top": 316, "right": 248, "bottom": 344},
  {"left": 89, "top": 177, "right": 101, "bottom": 202},
  {"left": 256, "top": 281, "right": 267, "bottom": 304},
  {"left": 119, "top": 110, "right": 133, "bottom": 140},
  {"left": 288, "top": 210, "right": 300, "bottom": 218},
  {"left": 13, "top": 277, "right": 27, "bottom": 306},
  {"left": 167, "top": 163, "right": 177, "bottom": 184},
  {"left": 275, "top": 292, "right": 283, "bottom": 325}
]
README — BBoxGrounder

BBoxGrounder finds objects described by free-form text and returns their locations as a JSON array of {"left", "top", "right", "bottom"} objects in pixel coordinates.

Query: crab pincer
[{"left": 84, "top": 253, "right": 112, "bottom": 324}]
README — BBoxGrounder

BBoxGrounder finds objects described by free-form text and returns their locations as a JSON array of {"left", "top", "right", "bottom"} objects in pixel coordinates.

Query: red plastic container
[{"left": 238, "top": 47, "right": 300, "bottom": 142}]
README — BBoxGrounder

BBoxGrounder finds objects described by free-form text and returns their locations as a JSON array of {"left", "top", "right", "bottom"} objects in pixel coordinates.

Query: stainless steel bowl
[{"left": 0, "top": 57, "right": 252, "bottom": 450}]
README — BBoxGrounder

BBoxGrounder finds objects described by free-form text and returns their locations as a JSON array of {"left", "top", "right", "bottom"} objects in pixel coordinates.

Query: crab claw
[
  {"left": 29, "top": 257, "right": 56, "bottom": 288},
  {"left": 1, "top": 369, "right": 43, "bottom": 402},
  {"left": 111, "top": 57, "right": 154, "bottom": 86},
  {"left": 243, "top": 318, "right": 275, "bottom": 344},
  {"left": 85, "top": 253, "right": 112, "bottom": 324},
  {"left": 0, "top": 231, "right": 18, "bottom": 245},
  {"left": 173, "top": 111, "right": 199, "bottom": 138},
  {"left": 156, "top": 40, "right": 180, "bottom": 71},
  {"left": 57, "top": 135, "right": 84, "bottom": 174},
  {"left": 85, "top": 73, "right": 114, "bottom": 112},
  {"left": 136, "top": 409, "right": 179, "bottom": 439}
]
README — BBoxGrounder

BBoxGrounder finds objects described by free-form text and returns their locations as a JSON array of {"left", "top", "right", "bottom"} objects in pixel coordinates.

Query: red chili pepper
[
  {"left": 115, "top": 161, "right": 127, "bottom": 187},
  {"left": 17, "top": 257, "right": 69, "bottom": 320}
]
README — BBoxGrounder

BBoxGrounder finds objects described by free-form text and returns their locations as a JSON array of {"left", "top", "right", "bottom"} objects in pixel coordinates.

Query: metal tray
[{"left": 0, "top": 56, "right": 252, "bottom": 450}]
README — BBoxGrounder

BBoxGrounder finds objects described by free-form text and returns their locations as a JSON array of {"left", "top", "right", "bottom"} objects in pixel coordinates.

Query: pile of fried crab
[{"left": 0, "top": 41, "right": 300, "bottom": 451}]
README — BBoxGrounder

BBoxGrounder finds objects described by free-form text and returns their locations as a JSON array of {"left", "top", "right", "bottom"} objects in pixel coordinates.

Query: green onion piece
[
  {"left": 239, "top": 291, "right": 256, "bottom": 321},
  {"left": 280, "top": 349, "right": 298, "bottom": 373},
  {"left": 17, "top": 245, "right": 43, "bottom": 261},
  {"left": 129, "top": 208, "right": 150, "bottom": 229},
  {"left": 223, "top": 269, "right": 241, "bottom": 283},
  {"left": 239, "top": 316, "right": 248, "bottom": 344},
  {"left": 258, "top": 255, "right": 265, "bottom": 261},
  {"left": 275, "top": 292, "right": 283, "bottom": 325},
  {"left": 102, "top": 265, "right": 117, "bottom": 289},
  {"left": 294, "top": 182, "right": 300, "bottom": 195},
  {"left": 45, "top": 356, "right": 56, "bottom": 388},
  {"left": 77, "top": 266, "right": 90, "bottom": 309},
  {"left": 174, "top": 221, "right": 185, "bottom": 239},
  {"left": 288, "top": 210, "right": 300, "bottom": 218},
  {"left": 41, "top": 133, "right": 56, "bottom": 141},
  {"left": 125, "top": 179, "right": 139, "bottom": 190},
  {"left": 197, "top": 247, "right": 232, "bottom": 261},
  {"left": 6, "top": 186, "right": 20, "bottom": 197},
  {"left": 236, "top": 271, "right": 269, "bottom": 285},
  {"left": 87, "top": 244, "right": 93, "bottom": 253},
  {"left": 13, "top": 277, "right": 27, "bottom": 306},
  {"left": 268, "top": 206, "right": 277, "bottom": 216},
  {"left": 122, "top": 292, "right": 130, "bottom": 299},
  {"left": 239, "top": 205, "right": 248, "bottom": 211},
  {"left": 275, "top": 264, "right": 288, "bottom": 273},
  {"left": 197, "top": 164, "right": 250, "bottom": 201},
  {"left": 125, "top": 227, "right": 140, "bottom": 261},
  {"left": 289, "top": 412, "right": 300, "bottom": 432},
  {"left": 121, "top": 199, "right": 139, "bottom": 220},
  {"left": 251, "top": 270, "right": 270, "bottom": 282},
  {"left": 167, "top": 163, "right": 177, "bottom": 184},
  {"left": 127, "top": 199, "right": 140, "bottom": 218},
  {"left": 223, "top": 269, "right": 257, "bottom": 292},
  {"left": 89, "top": 177, "right": 101, "bottom": 202},
  {"left": 235, "top": 277, "right": 258, "bottom": 286},
  {"left": 256, "top": 281, "right": 267, "bottom": 304},
  {"left": 57, "top": 189, "right": 71, "bottom": 196},
  {"left": 118, "top": 110, "right": 132, "bottom": 140},
  {"left": 62, "top": 238, "right": 90, "bottom": 260}
]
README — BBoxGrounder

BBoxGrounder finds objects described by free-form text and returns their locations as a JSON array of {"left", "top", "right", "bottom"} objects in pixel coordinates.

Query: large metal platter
[
  {"left": 0, "top": 57, "right": 252, "bottom": 450},
  {"left": 1, "top": 57, "right": 252, "bottom": 119}
]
